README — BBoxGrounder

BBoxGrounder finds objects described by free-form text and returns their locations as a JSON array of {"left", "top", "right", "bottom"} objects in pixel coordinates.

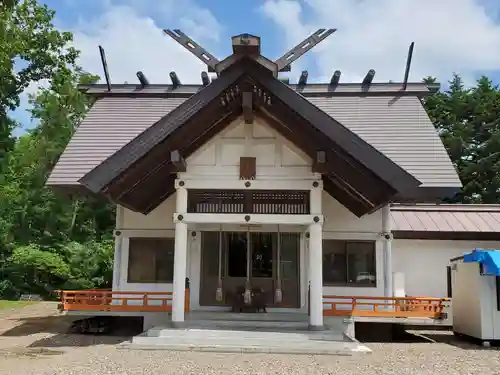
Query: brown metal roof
[
  {"left": 391, "top": 204, "right": 500, "bottom": 233},
  {"left": 47, "top": 92, "right": 461, "bottom": 194}
]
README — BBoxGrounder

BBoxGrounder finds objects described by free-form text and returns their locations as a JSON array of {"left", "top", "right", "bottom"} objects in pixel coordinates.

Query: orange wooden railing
[
  {"left": 322, "top": 295, "right": 450, "bottom": 319},
  {"left": 57, "top": 289, "right": 190, "bottom": 313}
]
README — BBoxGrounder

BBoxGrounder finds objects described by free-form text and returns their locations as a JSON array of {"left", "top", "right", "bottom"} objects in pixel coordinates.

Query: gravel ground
[{"left": 0, "top": 303, "right": 499, "bottom": 375}]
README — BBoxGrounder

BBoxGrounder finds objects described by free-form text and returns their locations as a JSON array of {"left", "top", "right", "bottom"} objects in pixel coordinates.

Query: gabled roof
[
  {"left": 47, "top": 83, "right": 460, "bottom": 191},
  {"left": 80, "top": 59, "right": 419, "bottom": 198},
  {"left": 66, "top": 59, "right": 423, "bottom": 215},
  {"left": 47, "top": 62, "right": 461, "bottom": 216}
]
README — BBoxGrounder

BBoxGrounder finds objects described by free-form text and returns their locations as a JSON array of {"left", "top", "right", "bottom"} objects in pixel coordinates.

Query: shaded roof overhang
[{"left": 79, "top": 58, "right": 422, "bottom": 216}]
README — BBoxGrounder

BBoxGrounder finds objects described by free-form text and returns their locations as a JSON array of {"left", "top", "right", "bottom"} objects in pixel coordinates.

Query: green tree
[
  {"left": 0, "top": 60, "right": 116, "bottom": 298},
  {"left": 424, "top": 74, "right": 500, "bottom": 203},
  {"left": 61, "top": 240, "right": 114, "bottom": 290},
  {"left": 6, "top": 244, "right": 69, "bottom": 297},
  {"left": 0, "top": 0, "right": 78, "bottom": 168}
]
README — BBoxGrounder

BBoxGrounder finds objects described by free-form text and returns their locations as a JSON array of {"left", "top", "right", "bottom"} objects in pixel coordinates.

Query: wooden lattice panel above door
[{"left": 188, "top": 189, "right": 310, "bottom": 214}]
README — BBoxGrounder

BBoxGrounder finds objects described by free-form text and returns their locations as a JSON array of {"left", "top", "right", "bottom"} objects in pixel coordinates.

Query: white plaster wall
[
  {"left": 116, "top": 115, "right": 500, "bottom": 308},
  {"left": 181, "top": 116, "right": 315, "bottom": 180},
  {"left": 393, "top": 239, "right": 500, "bottom": 298},
  {"left": 113, "top": 115, "right": 389, "bottom": 308},
  {"left": 323, "top": 194, "right": 382, "bottom": 234},
  {"left": 121, "top": 196, "right": 176, "bottom": 230}
]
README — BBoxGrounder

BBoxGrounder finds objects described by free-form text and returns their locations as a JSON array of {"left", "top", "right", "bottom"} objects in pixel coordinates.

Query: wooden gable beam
[
  {"left": 257, "top": 101, "right": 397, "bottom": 204},
  {"left": 103, "top": 97, "right": 232, "bottom": 199},
  {"left": 105, "top": 97, "right": 243, "bottom": 210},
  {"left": 80, "top": 60, "right": 246, "bottom": 194},
  {"left": 245, "top": 59, "right": 422, "bottom": 194},
  {"left": 255, "top": 108, "right": 391, "bottom": 215}
]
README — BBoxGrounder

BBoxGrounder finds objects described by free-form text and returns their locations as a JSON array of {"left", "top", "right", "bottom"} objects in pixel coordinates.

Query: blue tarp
[{"left": 463, "top": 249, "right": 500, "bottom": 276}]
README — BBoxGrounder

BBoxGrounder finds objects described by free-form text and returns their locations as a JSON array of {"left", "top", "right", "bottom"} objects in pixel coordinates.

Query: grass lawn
[{"left": 0, "top": 300, "right": 35, "bottom": 310}]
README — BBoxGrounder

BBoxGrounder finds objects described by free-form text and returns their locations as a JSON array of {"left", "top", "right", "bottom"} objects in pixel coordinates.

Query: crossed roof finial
[{"left": 163, "top": 28, "right": 336, "bottom": 76}]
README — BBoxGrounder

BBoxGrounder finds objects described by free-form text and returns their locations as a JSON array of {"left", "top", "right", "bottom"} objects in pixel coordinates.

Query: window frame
[
  {"left": 127, "top": 237, "right": 175, "bottom": 283},
  {"left": 322, "top": 239, "right": 377, "bottom": 288}
]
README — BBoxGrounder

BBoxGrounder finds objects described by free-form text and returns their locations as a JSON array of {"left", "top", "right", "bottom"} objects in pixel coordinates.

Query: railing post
[
  {"left": 184, "top": 277, "right": 190, "bottom": 312},
  {"left": 184, "top": 288, "right": 190, "bottom": 312}
]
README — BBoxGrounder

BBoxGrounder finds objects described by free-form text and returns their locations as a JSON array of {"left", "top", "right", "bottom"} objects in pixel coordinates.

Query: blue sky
[{"left": 12, "top": 0, "right": 500, "bottom": 134}]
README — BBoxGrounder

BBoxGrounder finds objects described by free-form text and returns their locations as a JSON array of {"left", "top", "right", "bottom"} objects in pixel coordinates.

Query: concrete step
[
  {"left": 156, "top": 319, "right": 312, "bottom": 331},
  {"left": 144, "top": 328, "right": 345, "bottom": 341},
  {"left": 186, "top": 312, "right": 308, "bottom": 322},
  {"left": 126, "top": 337, "right": 371, "bottom": 355},
  {"left": 134, "top": 335, "right": 342, "bottom": 346}
]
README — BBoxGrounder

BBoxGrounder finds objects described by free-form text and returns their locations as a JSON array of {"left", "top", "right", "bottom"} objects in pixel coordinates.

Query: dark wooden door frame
[{"left": 198, "top": 230, "right": 301, "bottom": 308}]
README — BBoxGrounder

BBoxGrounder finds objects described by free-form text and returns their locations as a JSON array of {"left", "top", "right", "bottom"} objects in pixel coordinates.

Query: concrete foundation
[{"left": 126, "top": 312, "right": 371, "bottom": 355}]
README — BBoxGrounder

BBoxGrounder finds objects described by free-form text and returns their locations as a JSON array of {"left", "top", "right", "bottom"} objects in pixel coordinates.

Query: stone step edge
[
  {"left": 120, "top": 342, "right": 372, "bottom": 355},
  {"left": 134, "top": 338, "right": 346, "bottom": 345}
]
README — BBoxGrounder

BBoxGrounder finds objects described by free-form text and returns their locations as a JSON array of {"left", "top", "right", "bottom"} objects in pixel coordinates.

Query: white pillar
[
  {"left": 382, "top": 204, "right": 393, "bottom": 297},
  {"left": 308, "top": 222, "right": 323, "bottom": 329},
  {"left": 111, "top": 236, "right": 122, "bottom": 291},
  {"left": 172, "top": 186, "right": 188, "bottom": 324},
  {"left": 112, "top": 205, "right": 124, "bottom": 291}
]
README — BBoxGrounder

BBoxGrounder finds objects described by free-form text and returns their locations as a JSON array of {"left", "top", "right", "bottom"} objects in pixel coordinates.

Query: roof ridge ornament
[
  {"left": 274, "top": 29, "right": 336, "bottom": 72},
  {"left": 163, "top": 28, "right": 336, "bottom": 77},
  {"left": 163, "top": 29, "right": 220, "bottom": 70}
]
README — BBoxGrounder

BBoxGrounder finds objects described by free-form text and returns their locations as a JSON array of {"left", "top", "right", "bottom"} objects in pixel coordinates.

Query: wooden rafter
[{"left": 322, "top": 176, "right": 374, "bottom": 217}]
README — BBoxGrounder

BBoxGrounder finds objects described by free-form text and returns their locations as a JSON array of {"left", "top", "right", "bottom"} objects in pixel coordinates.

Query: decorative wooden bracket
[
  {"left": 170, "top": 150, "right": 187, "bottom": 172},
  {"left": 240, "top": 157, "right": 256, "bottom": 180},
  {"left": 242, "top": 91, "right": 254, "bottom": 124},
  {"left": 312, "top": 150, "right": 327, "bottom": 173}
]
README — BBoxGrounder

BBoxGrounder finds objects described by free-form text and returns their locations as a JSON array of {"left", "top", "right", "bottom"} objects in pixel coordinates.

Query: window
[
  {"left": 127, "top": 238, "right": 175, "bottom": 283},
  {"left": 322, "top": 240, "right": 376, "bottom": 287}
]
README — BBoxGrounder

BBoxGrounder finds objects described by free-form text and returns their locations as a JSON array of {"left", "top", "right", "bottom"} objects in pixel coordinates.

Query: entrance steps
[{"left": 125, "top": 313, "right": 371, "bottom": 355}]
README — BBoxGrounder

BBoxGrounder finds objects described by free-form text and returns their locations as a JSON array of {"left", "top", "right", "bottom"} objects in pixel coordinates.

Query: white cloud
[
  {"left": 12, "top": 0, "right": 223, "bottom": 132},
  {"left": 261, "top": 0, "right": 500, "bottom": 84},
  {"left": 70, "top": 1, "right": 223, "bottom": 85}
]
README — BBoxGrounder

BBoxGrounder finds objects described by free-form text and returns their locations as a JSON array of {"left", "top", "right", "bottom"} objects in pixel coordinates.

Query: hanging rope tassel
[
  {"left": 244, "top": 230, "right": 252, "bottom": 305},
  {"left": 216, "top": 281, "right": 223, "bottom": 302},
  {"left": 215, "top": 228, "right": 223, "bottom": 302},
  {"left": 275, "top": 226, "right": 283, "bottom": 304},
  {"left": 243, "top": 281, "right": 252, "bottom": 305}
]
